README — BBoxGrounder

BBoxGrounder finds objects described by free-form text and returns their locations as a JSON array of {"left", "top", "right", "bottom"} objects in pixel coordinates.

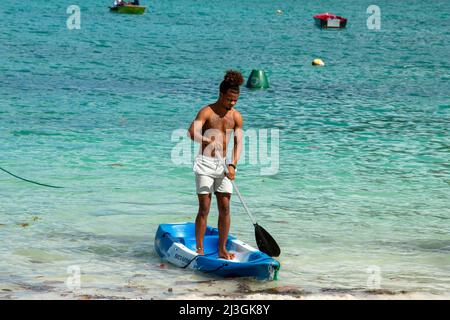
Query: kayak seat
[{"left": 181, "top": 235, "right": 221, "bottom": 255}]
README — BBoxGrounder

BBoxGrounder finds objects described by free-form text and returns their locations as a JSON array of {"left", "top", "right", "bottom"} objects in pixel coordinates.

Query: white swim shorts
[{"left": 193, "top": 154, "right": 233, "bottom": 194}]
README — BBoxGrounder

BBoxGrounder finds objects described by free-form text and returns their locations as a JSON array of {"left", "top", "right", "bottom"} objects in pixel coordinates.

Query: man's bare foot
[
  {"left": 219, "top": 249, "right": 235, "bottom": 260},
  {"left": 196, "top": 248, "right": 204, "bottom": 255}
]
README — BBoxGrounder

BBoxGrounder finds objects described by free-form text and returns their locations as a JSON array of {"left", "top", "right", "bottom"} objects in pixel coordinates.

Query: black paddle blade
[{"left": 254, "top": 223, "right": 281, "bottom": 257}]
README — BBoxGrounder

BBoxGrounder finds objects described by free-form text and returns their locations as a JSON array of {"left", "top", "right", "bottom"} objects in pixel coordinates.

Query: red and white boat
[{"left": 313, "top": 13, "right": 347, "bottom": 29}]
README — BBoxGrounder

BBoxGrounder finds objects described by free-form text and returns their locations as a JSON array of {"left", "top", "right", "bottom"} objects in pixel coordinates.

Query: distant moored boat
[
  {"left": 313, "top": 13, "right": 347, "bottom": 29},
  {"left": 109, "top": 4, "right": 146, "bottom": 14}
]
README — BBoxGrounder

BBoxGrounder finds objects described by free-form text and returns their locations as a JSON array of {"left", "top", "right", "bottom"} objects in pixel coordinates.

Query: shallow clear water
[{"left": 0, "top": 0, "right": 449, "bottom": 299}]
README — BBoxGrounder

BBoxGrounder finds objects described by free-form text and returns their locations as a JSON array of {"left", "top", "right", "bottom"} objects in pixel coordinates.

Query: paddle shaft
[
  {"left": 218, "top": 157, "right": 257, "bottom": 226},
  {"left": 215, "top": 152, "right": 281, "bottom": 257}
]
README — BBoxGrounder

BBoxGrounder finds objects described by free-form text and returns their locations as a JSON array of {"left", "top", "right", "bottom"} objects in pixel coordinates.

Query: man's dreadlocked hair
[{"left": 219, "top": 70, "right": 244, "bottom": 94}]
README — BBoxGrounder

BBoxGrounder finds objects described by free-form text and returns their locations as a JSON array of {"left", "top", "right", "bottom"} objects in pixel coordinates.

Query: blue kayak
[{"left": 154, "top": 222, "right": 280, "bottom": 280}]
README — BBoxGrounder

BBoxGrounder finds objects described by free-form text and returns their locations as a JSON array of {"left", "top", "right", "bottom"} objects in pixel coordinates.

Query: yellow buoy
[{"left": 312, "top": 58, "right": 325, "bottom": 66}]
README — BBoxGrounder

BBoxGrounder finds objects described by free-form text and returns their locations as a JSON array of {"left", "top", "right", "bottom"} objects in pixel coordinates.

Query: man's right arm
[{"left": 188, "top": 108, "right": 212, "bottom": 145}]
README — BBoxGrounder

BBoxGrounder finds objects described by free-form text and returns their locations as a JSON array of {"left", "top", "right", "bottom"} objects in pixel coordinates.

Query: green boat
[{"left": 109, "top": 5, "right": 146, "bottom": 14}]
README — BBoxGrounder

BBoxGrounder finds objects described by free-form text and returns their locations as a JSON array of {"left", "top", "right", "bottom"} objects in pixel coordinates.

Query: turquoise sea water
[{"left": 1, "top": 0, "right": 449, "bottom": 299}]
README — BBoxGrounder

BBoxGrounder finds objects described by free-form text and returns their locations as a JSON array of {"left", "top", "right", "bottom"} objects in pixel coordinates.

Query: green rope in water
[{"left": 0, "top": 166, "right": 63, "bottom": 189}]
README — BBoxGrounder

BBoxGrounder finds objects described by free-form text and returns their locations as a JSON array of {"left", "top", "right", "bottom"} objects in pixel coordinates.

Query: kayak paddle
[{"left": 217, "top": 154, "right": 281, "bottom": 257}]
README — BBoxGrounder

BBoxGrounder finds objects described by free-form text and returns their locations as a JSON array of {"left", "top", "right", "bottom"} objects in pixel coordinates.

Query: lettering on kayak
[{"left": 174, "top": 253, "right": 191, "bottom": 265}]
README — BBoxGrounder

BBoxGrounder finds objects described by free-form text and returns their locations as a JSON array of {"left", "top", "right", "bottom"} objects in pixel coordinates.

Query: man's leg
[
  {"left": 195, "top": 193, "right": 211, "bottom": 255},
  {"left": 216, "top": 192, "right": 235, "bottom": 260}
]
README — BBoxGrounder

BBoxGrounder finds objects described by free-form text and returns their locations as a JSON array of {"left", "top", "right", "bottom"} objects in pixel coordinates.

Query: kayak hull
[{"left": 154, "top": 222, "right": 280, "bottom": 280}]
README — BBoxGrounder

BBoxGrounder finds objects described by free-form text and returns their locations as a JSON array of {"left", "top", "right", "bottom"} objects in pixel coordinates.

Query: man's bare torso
[{"left": 201, "top": 105, "right": 236, "bottom": 157}]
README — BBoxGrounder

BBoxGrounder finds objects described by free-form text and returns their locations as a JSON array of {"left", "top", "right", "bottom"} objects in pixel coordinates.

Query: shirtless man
[{"left": 187, "top": 70, "right": 244, "bottom": 260}]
